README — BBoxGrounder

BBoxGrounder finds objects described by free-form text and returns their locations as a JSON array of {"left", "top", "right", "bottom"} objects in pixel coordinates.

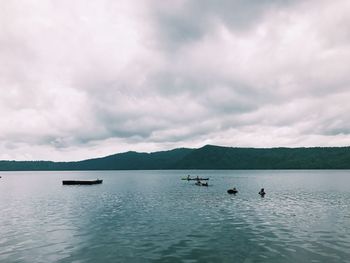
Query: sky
[{"left": 1, "top": 0, "right": 350, "bottom": 161}]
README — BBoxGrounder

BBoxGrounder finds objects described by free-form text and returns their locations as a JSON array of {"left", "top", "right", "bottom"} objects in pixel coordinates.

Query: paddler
[{"left": 259, "top": 188, "right": 266, "bottom": 197}]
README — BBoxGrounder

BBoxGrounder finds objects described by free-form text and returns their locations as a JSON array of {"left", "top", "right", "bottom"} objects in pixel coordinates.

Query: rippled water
[{"left": 1, "top": 170, "right": 350, "bottom": 262}]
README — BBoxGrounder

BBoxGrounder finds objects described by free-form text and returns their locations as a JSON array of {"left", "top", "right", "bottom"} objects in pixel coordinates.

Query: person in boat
[
  {"left": 259, "top": 188, "right": 266, "bottom": 196},
  {"left": 196, "top": 176, "right": 199, "bottom": 181},
  {"left": 187, "top": 174, "right": 191, "bottom": 180},
  {"left": 227, "top": 187, "right": 238, "bottom": 194}
]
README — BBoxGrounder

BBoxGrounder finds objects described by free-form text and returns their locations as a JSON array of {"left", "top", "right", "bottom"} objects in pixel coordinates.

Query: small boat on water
[
  {"left": 227, "top": 188, "right": 238, "bottom": 194},
  {"left": 62, "top": 179, "right": 103, "bottom": 185},
  {"left": 195, "top": 181, "right": 209, "bottom": 187},
  {"left": 181, "top": 177, "right": 209, "bottom": 181}
]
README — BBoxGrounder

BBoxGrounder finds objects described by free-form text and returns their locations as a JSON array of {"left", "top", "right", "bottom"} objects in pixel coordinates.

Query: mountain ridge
[{"left": 1, "top": 145, "right": 350, "bottom": 170}]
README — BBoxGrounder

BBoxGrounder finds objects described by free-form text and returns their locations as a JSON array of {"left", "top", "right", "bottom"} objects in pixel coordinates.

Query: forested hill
[
  {"left": 170, "top": 145, "right": 350, "bottom": 169},
  {"left": 0, "top": 148, "right": 194, "bottom": 171},
  {"left": 1, "top": 145, "right": 350, "bottom": 171}
]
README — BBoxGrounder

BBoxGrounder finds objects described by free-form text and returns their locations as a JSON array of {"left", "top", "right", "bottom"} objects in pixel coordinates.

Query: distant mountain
[
  {"left": 0, "top": 148, "right": 194, "bottom": 171},
  {"left": 72, "top": 148, "right": 194, "bottom": 170},
  {"left": 171, "top": 145, "right": 350, "bottom": 169},
  {"left": 1, "top": 145, "right": 350, "bottom": 171}
]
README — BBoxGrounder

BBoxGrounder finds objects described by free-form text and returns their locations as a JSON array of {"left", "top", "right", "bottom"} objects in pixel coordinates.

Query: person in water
[
  {"left": 227, "top": 187, "right": 238, "bottom": 194},
  {"left": 259, "top": 188, "right": 266, "bottom": 196}
]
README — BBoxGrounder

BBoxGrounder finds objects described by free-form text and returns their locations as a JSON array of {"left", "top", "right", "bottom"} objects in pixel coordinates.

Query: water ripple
[{"left": 0, "top": 170, "right": 350, "bottom": 262}]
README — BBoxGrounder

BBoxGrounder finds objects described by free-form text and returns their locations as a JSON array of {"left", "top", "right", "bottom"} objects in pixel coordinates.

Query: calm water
[{"left": 0, "top": 170, "right": 350, "bottom": 263}]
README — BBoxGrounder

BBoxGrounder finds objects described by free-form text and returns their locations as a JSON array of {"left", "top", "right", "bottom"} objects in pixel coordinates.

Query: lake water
[{"left": 0, "top": 170, "right": 350, "bottom": 263}]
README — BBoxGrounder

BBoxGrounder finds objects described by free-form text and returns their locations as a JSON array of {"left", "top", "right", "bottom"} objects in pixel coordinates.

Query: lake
[{"left": 0, "top": 170, "right": 350, "bottom": 262}]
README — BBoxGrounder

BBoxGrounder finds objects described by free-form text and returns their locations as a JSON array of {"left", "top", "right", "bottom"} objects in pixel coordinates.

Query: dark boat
[
  {"left": 181, "top": 177, "right": 209, "bottom": 181},
  {"left": 62, "top": 179, "right": 103, "bottom": 185},
  {"left": 227, "top": 189, "right": 238, "bottom": 194},
  {"left": 195, "top": 181, "right": 208, "bottom": 186}
]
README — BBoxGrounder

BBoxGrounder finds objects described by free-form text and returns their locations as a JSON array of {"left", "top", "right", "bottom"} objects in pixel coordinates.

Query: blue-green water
[{"left": 0, "top": 170, "right": 350, "bottom": 263}]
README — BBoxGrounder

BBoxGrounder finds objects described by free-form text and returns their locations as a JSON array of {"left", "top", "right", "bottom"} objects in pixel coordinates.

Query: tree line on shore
[{"left": 1, "top": 145, "right": 350, "bottom": 171}]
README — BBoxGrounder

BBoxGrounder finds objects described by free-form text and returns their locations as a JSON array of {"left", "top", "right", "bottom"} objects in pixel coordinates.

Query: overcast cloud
[{"left": 1, "top": 0, "right": 350, "bottom": 161}]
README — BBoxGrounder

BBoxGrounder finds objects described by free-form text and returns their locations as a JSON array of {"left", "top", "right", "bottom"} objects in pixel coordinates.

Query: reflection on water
[{"left": 0, "top": 170, "right": 350, "bottom": 262}]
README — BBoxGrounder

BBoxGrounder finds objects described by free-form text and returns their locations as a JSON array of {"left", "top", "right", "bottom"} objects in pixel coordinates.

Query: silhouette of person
[{"left": 259, "top": 188, "right": 266, "bottom": 197}]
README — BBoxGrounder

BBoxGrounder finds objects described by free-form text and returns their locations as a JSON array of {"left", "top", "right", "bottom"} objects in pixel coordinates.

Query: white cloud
[{"left": 1, "top": 0, "right": 350, "bottom": 161}]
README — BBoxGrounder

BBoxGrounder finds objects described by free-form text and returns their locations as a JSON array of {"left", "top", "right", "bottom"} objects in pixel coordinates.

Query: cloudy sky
[{"left": 1, "top": 0, "right": 350, "bottom": 161}]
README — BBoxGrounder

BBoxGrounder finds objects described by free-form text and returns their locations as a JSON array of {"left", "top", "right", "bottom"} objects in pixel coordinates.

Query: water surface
[{"left": 0, "top": 170, "right": 349, "bottom": 262}]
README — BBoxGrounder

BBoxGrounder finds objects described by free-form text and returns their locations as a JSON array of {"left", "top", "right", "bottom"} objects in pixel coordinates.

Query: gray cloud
[
  {"left": 1, "top": 0, "right": 350, "bottom": 161},
  {"left": 154, "top": 0, "right": 301, "bottom": 49}
]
